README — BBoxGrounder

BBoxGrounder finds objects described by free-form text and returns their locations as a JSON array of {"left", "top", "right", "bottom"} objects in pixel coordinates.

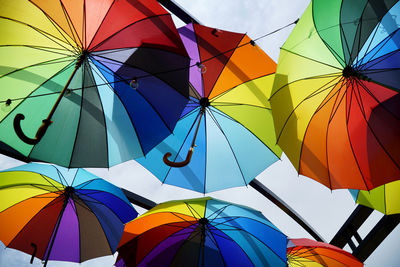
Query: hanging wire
[{"left": 0, "top": 19, "right": 299, "bottom": 105}]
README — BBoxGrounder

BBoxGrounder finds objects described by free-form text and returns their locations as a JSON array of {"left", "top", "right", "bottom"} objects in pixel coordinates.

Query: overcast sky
[{"left": 1, "top": 0, "right": 399, "bottom": 266}]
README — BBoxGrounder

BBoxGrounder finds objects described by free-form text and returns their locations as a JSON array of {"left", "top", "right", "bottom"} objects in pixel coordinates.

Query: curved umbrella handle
[
  {"left": 14, "top": 114, "right": 52, "bottom": 145},
  {"left": 163, "top": 148, "right": 193, "bottom": 167}
]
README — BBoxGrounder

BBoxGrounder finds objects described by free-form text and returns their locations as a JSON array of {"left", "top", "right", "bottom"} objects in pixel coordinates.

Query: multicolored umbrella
[
  {"left": 270, "top": 0, "right": 400, "bottom": 190},
  {"left": 116, "top": 197, "right": 287, "bottom": 267},
  {"left": 287, "top": 238, "right": 363, "bottom": 267},
  {"left": 137, "top": 23, "right": 281, "bottom": 193},
  {"left": 0, "top": 163, "right": 137, "bottom": 266},
  {"left": 0, "top": 0, "right": 190, "bottom": 167},
  {"left": 350, "top": 180, "right": 400, "bottom": 215}
]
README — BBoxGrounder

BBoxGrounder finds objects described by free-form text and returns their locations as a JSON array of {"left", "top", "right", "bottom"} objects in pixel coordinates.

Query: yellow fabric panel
[
  {"left": 30, "top": 0, "right": 81, "bottom": 46},
  {"left": 0, "top": 192, "right": 58, "bottom": 245},
  {"left": 209, "top": 36, "right": 276, "bottom": 99},
  {"left": 357, "top": 181, "right": 400, "bottom": 215},
  {"left": 0, "top": 0, "right": 77, "bottom": 50},
  {"left": 271, "top": 75, "right": 340, "bottom": 169},
  {"left": 214, "top": 76, "right": 281, "bottom": 156},
  {"left": 288, "top": 255, "right": 324, "bottom": 267},
  {"left": 140, "top": 197, "right": 209, "bottom": 219}
]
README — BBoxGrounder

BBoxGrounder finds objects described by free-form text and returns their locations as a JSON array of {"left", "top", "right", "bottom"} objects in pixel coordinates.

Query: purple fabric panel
[
  {"left": 138, "top": 226, "right": 196, "bottom": 266},
  {"left": 47, "top": 200, "right": 80, "bottom": 262},
  {"left": 179, "top": 23, "right": 203, "bottom": 96}
]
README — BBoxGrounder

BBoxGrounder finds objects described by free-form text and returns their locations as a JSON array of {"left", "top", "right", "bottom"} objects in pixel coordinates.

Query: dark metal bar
[
  {"left": 352, "top": 213, "right": 400, "bottom": 262},
  {"left": 157, "top": 0, "right": 200, "bottom": 24},
  {"left": 121, "top": 188, "right": 157, "bottom": 210},
  {"left": 330, "top": 205, "right": 374, "bottom": 248},
  {"left": 249, "top": 179, "right": 324, "bottom": 242}
]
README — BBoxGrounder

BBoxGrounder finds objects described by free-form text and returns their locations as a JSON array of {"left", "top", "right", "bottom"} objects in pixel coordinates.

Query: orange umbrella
[{"left": 287, "top": 238, "right": 363, "bottom": 266}]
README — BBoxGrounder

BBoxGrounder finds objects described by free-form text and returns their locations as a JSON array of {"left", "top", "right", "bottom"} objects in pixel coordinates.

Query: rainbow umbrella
[
  {"left": 270, "top": 0, "right": 400, "bottom": 190},
  {"left": 116, "top": 197, "right": 287, "bottom": 267},
  {"left": 0, "top": 0, "right": 190, "bottom": 167},
  {"left": 287, "top": 238, "right": 363, "bottom": 267},
  {"left": 137, "top": 23, "right": 281, "bottom": 193},
  {"left": 0, "top": 163, "right": 137, "bottom": 266},
  {"left": 350, "top": 180, "right": 400, "bottom": 215}
]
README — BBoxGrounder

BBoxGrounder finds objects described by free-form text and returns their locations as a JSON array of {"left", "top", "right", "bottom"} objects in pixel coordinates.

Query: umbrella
[
  {"left": 270, "top": 0, "right": 400, "bottom": 190},
  {"left": 137, "top": 23, "right": 281, "bottom": 193},
  {"left": 287, "top": 238, "right": 363, "bottom": 267},
  {"left": 350, "top": 180, "right": 400, "bottom": 215},
  {"left": 0, "top": 162, "right": 138, "bottom": 266},
  {"left": 0, "top": 0, "right": 190, "bottom": 167},
  {"left": 116, "top": 197, "right": 287, "bottom": 267}
]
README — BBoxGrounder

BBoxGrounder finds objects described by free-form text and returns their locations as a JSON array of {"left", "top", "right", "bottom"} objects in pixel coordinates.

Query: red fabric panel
[
  {"left": 8, "top": 197, "right": 64, "bottom": 260},
  {"left": 194, "top": 24, "right": 244, "bottom": 97}
]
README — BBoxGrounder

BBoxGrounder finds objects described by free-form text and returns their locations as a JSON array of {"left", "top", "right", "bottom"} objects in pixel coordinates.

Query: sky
[{"left": 0, "top": 0, "right": 399, "bottom": 266}]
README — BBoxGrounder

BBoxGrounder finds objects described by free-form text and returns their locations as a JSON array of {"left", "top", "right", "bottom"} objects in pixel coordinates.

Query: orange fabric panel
[
  {"left": 209, "top": 36, "right": 276, "bottom": 99},
  {"left": 0, "top": 192, "right": 57, "bottom": 245},
  {"left": 30, "top": 0, "right": 80, "bottom": 45},
  {"left": 299, "top": 81, "right": 345, "bottom": 187},
  {"left": 326, "top": 82, "right": 368, "bottom": 189},
  {"left": 119, "top": 212, "right": 196, "bottom": 247},
  {"left": 61, "top": 0, "right": 85, "bottom": 46}
]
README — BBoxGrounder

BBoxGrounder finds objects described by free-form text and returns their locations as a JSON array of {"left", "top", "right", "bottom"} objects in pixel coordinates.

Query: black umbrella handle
[{"left": 13, "top": 114, "right": 52, "bottom": 145}]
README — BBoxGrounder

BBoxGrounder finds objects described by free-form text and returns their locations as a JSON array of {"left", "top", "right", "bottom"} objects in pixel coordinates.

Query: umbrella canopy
[
  {"left": 0, "top": 0, "right": 190, "bottom": 167},
  {"left": 0, "top": 163, "right": 138, "bottom": 265},
  {"left": 350, "top": 180, "right": 400, "bottom": 215},
  {"left": 287, "top": 238, "right": 363, "bottom": 267},
  {"left": 270, "top": 0, "right": 400, "bottom": 190},
  {"left": 137, "top": 23, "right": 281, "bottom": 193},
  {"left": 116, "top": 197, "right": 287, "bottom": 267}
]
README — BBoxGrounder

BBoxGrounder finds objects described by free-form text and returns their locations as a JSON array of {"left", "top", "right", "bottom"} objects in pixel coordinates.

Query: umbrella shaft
[
  {"left": 43, "top": 194, "right": 70, "bottom": 267},
  {"left": 46, "top": 58, "right": 84, "bottom": 122}
]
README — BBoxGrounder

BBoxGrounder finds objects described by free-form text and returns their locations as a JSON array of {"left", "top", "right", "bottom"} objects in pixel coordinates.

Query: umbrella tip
[{"left": 198, "top": 217, "right": 209, "bottom": 225}]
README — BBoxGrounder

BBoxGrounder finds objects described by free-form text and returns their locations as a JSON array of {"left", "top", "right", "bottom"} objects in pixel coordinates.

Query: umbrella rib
[
  {"left": 274, "top": 75, "right": 341, "bottom": 146},
  {"left": 57, "top": 0, "right": 83, "bottom": 48},
  {"left": 206, "top": 204, "right": 230, "bottom": 222},
  {"left": 86, "top": 58, "right": 144, "bottom": 157},
  {"left": 355, "top": 20, "right": 381, "bottom": 68},
  {"left": 359, "top": 34, "right": 399, "bottom": 71},
  {"left": 338, "top": 19, "right": 353, "bottom": 66},
  {"left": 361, "top": 50, "right": 400, "bottom": 72},
  {"left": 169, "top": 212, "right": 198, "bottom": 226},
  {"left": 213, "top": 221, "right": 286, "bottom": 264},
  {"left": 204, "top": 227, "right": 228, "bottom": 267},
  {"left": 340, "top": 80, "right": 371, "bottom": 190},
  {"left": 184, "top": 202, "right": 202, "bottom": 219},
  {"left": 92, "top": 51, "right": 190, "bottom": 101},
  {"left": 0, "top": 54, "right": 75, "bottom": 80},
  {"left": 280, "top": 48, "right": 343, "bottom": 70},
  {"left": 253, "top": 19, "right": 298, "bottom": 42},
  {"left": 0, "top": 15, "right": 76, "bottom": 54},
  {"left": 355, "top": 80, "right": 400, "bottom": 171},
  {"left": 206, "top": 108, "right": 249, "bottom": 186},
  {"left": 85, "top": 0, "right": 116, "bottom": 50},
  {"left": 89, "top": 13, "right": 174, "bottom": 51},
  {"left": 26, "top": 0, "right": 80, "bottom": 53},
  {"left": 161, "top": 109, "right": 203, "bottom": 184},
  {"left": 0, "top": 44, "right": 73, "bottom": 57}
]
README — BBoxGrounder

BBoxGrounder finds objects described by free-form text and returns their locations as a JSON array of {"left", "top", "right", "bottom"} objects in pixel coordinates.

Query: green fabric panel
[
  {"left": 339, "top": 0, "right": 368, "bottom": 64},
  {"left": 343, "top": 0, "right": 398, "bottom": 64},
  {"left": 0, "top": 61, "right": 75, "bottom": 156},
  {"left": 69, "top": 61, "right": 108, "bottom": 167},
  {"left": 29, "top": 64, "right": 83, "bottom": 166},
  {"left": 312, "top": 0, "right": 346, "bottom": 67}
]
